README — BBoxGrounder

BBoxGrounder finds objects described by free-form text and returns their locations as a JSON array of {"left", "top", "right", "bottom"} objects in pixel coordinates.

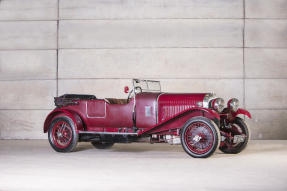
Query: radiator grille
[{"left": 158, "top": 94, "right": 205, "bottom": 123}]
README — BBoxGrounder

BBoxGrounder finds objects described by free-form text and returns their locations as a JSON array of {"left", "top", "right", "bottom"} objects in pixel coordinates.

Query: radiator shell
[{"left": 157, "top": 93, "right": 206, "bottom": 123}]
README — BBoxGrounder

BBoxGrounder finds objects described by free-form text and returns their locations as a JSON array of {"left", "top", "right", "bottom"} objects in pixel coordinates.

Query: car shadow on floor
[
  {"left": 75, "top": 142, "right": 183, "bottom": 153},
  {"left": 74, "top": 141, "right": 287, "bottom": 158},
  {"left": 214, "top": 146, "right": 287, "bottom": 158}
]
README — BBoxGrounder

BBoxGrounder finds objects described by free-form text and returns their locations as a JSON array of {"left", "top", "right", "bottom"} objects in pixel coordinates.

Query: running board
[{"left": 78, "top": 131, "right": 138, "bottom": 136}]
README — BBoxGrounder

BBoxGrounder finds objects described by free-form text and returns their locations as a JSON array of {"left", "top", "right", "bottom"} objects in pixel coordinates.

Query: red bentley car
[{"left": 44, "top": 79, "right": 251, "bottom": 158}]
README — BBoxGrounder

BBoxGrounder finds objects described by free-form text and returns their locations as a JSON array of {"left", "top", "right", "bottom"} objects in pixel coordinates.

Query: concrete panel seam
[
  {"left": 57, "top": 46, "right": 287, "bottom": 49},
  {"left": 0, "top": 20, "right": 58, "bottom": 22},
  {"left": 56, "top": 0, "right": 59, "bottom": 96},
  {"left": 57, "top": 47, "right": 287, "bottom": 50},
  {"left": 1, "top": 18, "right": 284, "bottom": 21},
  {"left": 58, "top": 18, "right": 245, "bottom": 20},
  {"left": 58, "top": 47, "right": 245, "bottom": 49},
  {"left": 2, "top": 77, "right": 287, "bottom": 82},
  {"left": 56, "top": 77, "right": 287, "bottom": 80},
  {"left": 243, "top": 0, "right": 246, "bottom": 109},
  {"left": 0, "top": 49, "right": 57, "bottom": 51},
  {"left": 0, "top": 79, "right": 56, "bottom": 81},
  {"left": 0, "top": 109, "right": 52, "bottom": 111}
]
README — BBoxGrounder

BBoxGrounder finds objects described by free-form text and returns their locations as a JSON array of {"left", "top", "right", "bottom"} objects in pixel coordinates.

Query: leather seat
[{"left": 105, "top": 98, "right": 128, "bottom": 104}]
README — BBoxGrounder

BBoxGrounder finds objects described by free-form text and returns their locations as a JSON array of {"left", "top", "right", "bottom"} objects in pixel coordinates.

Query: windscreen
[{"left": 133, "top": 79, "right": 161, "bottom": 92}]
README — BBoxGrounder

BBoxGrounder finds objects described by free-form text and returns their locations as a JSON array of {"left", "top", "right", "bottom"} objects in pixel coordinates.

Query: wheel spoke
[
  {"left": 184, "top": 122, "right": 214, "bottom": 154},
  {"left": 61, "top": 124, "right": 66, "bottom": 134},
  {"left": 52, "top": 120, "right": 73, "bottom": 149}
]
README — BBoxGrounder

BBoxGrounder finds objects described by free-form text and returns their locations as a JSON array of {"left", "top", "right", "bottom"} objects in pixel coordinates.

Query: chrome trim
[
  {"left": 86, "top": 101, "right": 106, "bottom": 118},
  {"left": 131, "top": 79, "right": 136, "bottom": 123},
  {"left": 213, "top": 98, "right": 225, "bottom": 112},
  {"left": 203, "top": 93, "right": 216, "bottom": 108},
  {"left": 132, "top": 79, "right": 161, "bottom": 92},
  {"left": 79, "top": 131, "right": 138, "bottom": 135},
  {"left": 156, "top": 92, "right": 165, "bottom": 123},
  {"left": 229, "top": 98, "right": 239, "bottom": 112},
  {"left": 196, "top": 102, "right": 203, "bottom": 107}
]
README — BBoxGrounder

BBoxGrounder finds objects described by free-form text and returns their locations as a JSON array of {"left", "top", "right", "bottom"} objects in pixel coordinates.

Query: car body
[{"left": 44, "top": 79, "right": 251, "bottom": 158}]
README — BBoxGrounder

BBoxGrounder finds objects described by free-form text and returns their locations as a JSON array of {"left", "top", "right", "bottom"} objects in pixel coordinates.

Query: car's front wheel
[
  {"left": 181, "top": 117, "right": 220, "bottom": 158},
  {"left": 48, "top": 116, "right": 78, "bottom": 152},
  {"left": 91, "top": 142, "right": 114, "bottom": 149}
]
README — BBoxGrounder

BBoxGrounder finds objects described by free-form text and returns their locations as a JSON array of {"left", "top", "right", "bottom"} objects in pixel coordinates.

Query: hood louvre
[{"left": 157, "top": 93, "right": 206, "bottom": 123}]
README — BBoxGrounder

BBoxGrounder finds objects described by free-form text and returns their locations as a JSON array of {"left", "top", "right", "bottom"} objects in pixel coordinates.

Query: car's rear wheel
[
  {"left": 219, "top": 117, "right": 249, "bottom": 154},
  {"left": 91, "top": 142, "right": 114, "bottom": 149},
  {"left": 181, "top": 117, "right": 220, "bottom": 158},
  {"left": 48, "top": 116, "right": 78, "bottom": 152}
]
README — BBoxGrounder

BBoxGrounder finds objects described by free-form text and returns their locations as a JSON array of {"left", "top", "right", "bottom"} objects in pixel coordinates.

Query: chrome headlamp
[
  {"left": 211, "top": 98, "right": 225, "bottom": 113},
  {"left": 203, "top": 93, "right": 216, "bottom": 108},
  {"left": 228, "top": 98, "right": 239, "bottom": 112}
]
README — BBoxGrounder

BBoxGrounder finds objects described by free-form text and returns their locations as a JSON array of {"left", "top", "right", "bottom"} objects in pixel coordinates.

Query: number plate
[{"left": 233, "top": 135, "right": 245, "bottom": 143}]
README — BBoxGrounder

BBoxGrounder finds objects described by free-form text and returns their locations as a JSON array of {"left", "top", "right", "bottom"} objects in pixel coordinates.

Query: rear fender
[
  {"left": 43, "top": 109, "right": 84, "bottom": 133},
  {"left": 139, "top": 107, "right": 220, "bottom": 135}
]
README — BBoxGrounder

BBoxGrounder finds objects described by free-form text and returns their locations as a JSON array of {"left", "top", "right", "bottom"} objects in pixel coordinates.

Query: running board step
[{"left": 79, "top": 131, "right": 138, "bottom": 136}]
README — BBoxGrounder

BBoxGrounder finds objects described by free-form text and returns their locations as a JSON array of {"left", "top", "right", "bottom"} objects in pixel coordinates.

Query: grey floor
[{"left": 0, "top": 140, "right": 286, "bottom": 191}]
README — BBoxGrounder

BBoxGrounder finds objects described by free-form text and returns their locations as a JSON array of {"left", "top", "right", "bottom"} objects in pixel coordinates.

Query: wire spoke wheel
[
  {"left": 185, "top": 122, "right": 214, "bottom": 154},
  {"left": 52, "top": 121, "right": 73, "bottom": 148},
  {"left": 48, "top": 116, "right": 78, "bottom": 152},
  {"left": 181, "top": 117, "right": 219, "bottom": 158}
]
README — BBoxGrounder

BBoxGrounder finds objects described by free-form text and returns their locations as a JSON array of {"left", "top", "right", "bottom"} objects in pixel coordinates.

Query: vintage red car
[{"left": 44, "top": 79, "right": 251, "bottom": 158}]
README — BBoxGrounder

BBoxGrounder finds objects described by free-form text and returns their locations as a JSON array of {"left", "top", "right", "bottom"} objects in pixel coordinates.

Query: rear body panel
[{"left": 45, "top": 99, "right": 134, "bottom": 133}]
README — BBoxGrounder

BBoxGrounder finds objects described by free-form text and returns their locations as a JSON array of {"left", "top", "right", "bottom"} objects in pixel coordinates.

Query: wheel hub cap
[
  {"left": 52, "top": 121, "right": 73, "bottom": 149},
  {"left": 57, "top": 132, "right": 62, "bottom": 137},
  {"left": 192, "top": 135, "right": 202, "bottom": 143}
]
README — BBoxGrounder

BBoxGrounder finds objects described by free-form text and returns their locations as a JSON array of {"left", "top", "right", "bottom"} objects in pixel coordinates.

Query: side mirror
[{"left": 124, "top": 86, "right": 129, "bottom": 94}]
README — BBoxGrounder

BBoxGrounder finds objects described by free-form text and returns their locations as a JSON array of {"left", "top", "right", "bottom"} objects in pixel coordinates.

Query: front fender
[
  {"left": 139, "top": 107, "right": 220, "bottom": 135},
  {"left": 189, "top": 107, "right": 220, "bottom": 121},
  {"left": 43, "top": 109, "right": 84, "bottom": 133},
  {"left": 232, "top": 108, "right": 252, "bottom": 119}
]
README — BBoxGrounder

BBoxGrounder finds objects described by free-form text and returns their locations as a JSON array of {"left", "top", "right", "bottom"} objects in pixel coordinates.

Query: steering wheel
[{"left": 134, "top": 86, "right": 142, "bottom": 94}]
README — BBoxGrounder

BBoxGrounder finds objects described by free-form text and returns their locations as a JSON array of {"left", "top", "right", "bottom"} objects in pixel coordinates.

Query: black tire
[
  {"left": 219, "top": 117, "right": 249, "bottom": 154},
  {"left": 181, "top": 116, "right": 220, "bottom": 158},
  {"left": 91, "top": 142, "right": 114, "bottom": 149},
  {"left": 48, "top": 116, "right": 78, "bottom": 152}
]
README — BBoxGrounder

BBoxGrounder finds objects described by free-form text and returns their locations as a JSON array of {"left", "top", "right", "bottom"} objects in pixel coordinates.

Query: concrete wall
[{"left": 0, "top": 0, "right": 286, "bottom": 139}]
